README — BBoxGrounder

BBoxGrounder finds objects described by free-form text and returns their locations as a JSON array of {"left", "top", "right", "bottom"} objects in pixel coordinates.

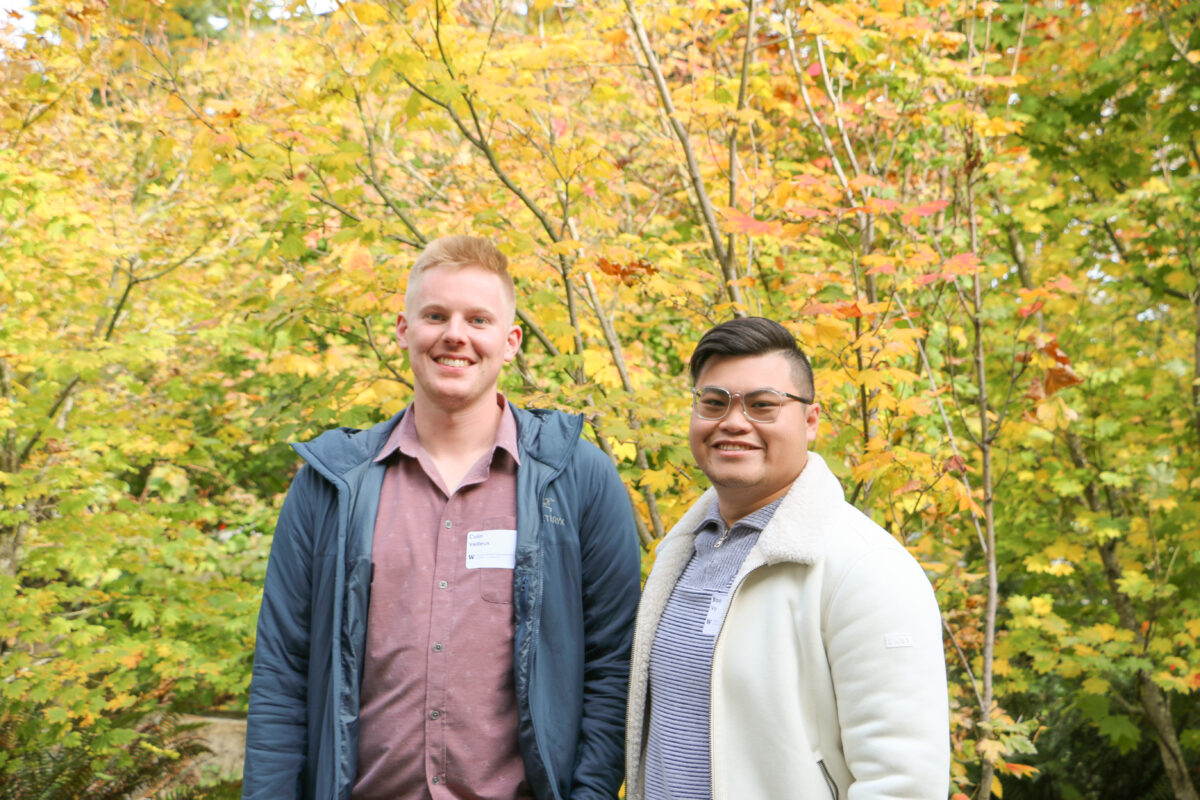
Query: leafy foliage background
[{"left": 1, "top": 0, "right": 1197, "bottom": 796}]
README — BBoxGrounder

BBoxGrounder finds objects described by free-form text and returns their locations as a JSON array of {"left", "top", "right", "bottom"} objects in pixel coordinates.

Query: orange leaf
[
  {"left": 799, "top": 301, "right": 837, "bottom": 315},
  {"left": 834, "top": 301, "right": 863, "bottom": 319},
  {"left": 1045, "top": 364, "right": 1082, "bottom": 395},
  {"left": 724, "top": 209, "right": 780, "bottom": 236},
  {"left": 942, "top": 252, "right": 982, "bottom": 275},
  {"left": 1004, "top": 762, "right": 1040, "bottom": 778},
  {"left": 848, "top": 174, "right": 883, "bottom": 192}
]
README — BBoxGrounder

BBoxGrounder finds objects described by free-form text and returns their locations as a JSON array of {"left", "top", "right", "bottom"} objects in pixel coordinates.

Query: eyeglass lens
[{"left": 695, "top": 387, "right": 786, "bottom": 422}]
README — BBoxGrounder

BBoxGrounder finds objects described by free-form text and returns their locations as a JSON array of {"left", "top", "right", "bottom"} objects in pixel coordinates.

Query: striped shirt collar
[{"left": 693, "top": 496, "right": 783, "bottom": 540}]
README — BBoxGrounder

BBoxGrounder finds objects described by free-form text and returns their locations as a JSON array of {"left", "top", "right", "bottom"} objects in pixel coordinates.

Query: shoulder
[
  {"left": 293, "top": 411, "right": 404, "bottom": 478},
  {"left": 760, "top": 454, "right": 919, "bottom": 571}
]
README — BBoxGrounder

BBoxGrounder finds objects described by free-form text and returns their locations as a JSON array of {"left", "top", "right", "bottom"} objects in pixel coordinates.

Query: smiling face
[
  {"left": 688, "top": 351, "right": 820, "bottom": 524},
  {"left": 397, "top": 264, "right": 522, "bottom": 415}
]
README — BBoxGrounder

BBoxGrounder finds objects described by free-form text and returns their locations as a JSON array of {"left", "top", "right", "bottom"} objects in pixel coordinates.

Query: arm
[
  {"left": 824, "top": 545, "right": 951, "bottom": 799},
  {"left": 243, "top": 465, "right": 328, "bottom": 800},
  {"left": 569, "top": 445, "right": 643, "bottom": 800}
]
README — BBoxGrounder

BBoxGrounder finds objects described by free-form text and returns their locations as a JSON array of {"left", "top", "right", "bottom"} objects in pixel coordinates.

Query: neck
[
  {"left": 410, "top": 393, "right": 504, "bottom": 459},
  {"left": 714, "top": 458, "right": 807, "bottom": 528},
  {"left": 716, "top": 487, "right": 789, "bottom": 529}
]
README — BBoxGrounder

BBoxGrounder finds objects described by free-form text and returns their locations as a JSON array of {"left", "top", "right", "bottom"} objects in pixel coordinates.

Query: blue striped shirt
[{"left": 643, "top": 499, "right": 782, "bottom": 800}]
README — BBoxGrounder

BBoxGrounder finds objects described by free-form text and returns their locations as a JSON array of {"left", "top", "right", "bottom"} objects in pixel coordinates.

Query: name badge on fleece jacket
[{"left": 466, "top": 529, "right": 517, "bottom": 570}]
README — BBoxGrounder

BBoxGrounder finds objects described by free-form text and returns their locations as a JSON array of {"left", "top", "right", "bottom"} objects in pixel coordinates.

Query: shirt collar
[
  {"left": 373, "top": 394, "right": 520, "bottom": 466},
  {"left": 693, "top": 496, "right": 784, "bottom": 538}
]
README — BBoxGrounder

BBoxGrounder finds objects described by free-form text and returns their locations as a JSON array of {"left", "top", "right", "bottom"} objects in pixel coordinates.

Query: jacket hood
[{"left": 292, "top": 404, "right": 584, "bottom": 484}]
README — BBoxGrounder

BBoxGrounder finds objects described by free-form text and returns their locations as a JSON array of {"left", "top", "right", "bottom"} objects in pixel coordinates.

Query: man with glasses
[{"left": 625, "top": 317, "right": 949, "bottom": 799}]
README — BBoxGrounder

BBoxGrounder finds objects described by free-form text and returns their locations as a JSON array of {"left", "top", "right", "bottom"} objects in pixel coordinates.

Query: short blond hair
[{"left": 406, "top": 235, "right": 516, "bottom": 317}]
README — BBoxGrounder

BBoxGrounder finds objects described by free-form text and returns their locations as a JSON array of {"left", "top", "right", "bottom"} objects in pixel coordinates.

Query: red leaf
[
  {"left": 901, "top": 199, "right": 950, "bottom": 224},
  {"left": 1018, "top": 300, "right": 1044, "bottom": 318},
  {"left": 806, "top": 62, "right": 822, "bottom": 76}
]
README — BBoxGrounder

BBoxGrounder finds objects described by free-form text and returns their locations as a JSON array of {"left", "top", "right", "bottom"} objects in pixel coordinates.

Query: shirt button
[
  {"left": 444, "top": 520, "right": 452, "bottom": 529},
  {"left": 432, "top": 776, "right": 440, "bottom": 785},
  {"left": 438, "top": 580, "right": 448, "bottom": 589},
  {"left": 430, "top": 710, "right": 440, "bottom": 720},
  {"left": 433, "top": 643, "right": 443, "bottom": 652}
]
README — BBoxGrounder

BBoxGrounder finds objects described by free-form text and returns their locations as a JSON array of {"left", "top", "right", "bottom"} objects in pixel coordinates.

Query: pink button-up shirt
[{"left": 353, "top": 398, "right": 531, "bottom": 800}]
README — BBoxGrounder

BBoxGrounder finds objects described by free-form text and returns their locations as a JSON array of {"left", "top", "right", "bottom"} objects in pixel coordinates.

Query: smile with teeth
[
  {"left": 715, "top": 443, "right": 757, "bottom": 451},
  {"left": 435, "top": 356, "right": 472, "bottom": 367}
]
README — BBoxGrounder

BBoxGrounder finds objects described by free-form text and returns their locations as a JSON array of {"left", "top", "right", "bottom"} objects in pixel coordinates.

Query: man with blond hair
[{"left": 245, "top": 235, "right": 641, "bottom": 800}]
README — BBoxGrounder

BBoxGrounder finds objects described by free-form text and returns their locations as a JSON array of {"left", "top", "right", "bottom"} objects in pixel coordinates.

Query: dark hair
[{"left": 689, "top": 317, "right": 814, "bottom": 398}]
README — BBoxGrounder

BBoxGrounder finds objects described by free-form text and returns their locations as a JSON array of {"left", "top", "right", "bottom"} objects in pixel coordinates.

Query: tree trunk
[{"left": 1140, "top": 673, "right": 1200, "bottom": 800}]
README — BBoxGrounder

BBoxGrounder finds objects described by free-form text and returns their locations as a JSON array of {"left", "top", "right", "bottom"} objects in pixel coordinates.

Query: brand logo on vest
[{"left": 542, "top": 496, "right": 564, "bottom": 526}]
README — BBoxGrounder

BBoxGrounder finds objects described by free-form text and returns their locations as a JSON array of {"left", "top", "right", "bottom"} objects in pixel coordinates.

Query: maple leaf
[
  {"left": 722, "top": 209, "right": 780, "bottom": 236},
  {"left": 1044, "top": 364, "right": 1082, "bottom": 396},
  {"left": 901, "top": 199, "right": 949, "bottom": 224},
  {"left": 834, "top": 301, "right": 863, "bottom": 318},
  {"left": 1004, "top": 762, "right": 1039, "bottom": 778}
]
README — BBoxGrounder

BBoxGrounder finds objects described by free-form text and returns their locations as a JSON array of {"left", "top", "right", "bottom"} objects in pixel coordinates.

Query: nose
[
  {"left": 442, "top": 314, "right": 467, "bottom": 343},
  {"left": 715, "top": 401, "right": 752, "bottom": 431}
]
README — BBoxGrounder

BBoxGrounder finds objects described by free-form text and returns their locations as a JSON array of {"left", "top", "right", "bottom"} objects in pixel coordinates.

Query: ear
[
  {"left": 804, "top": 402, "right": 821, "bottom": 442},
  {"left": 503, "top": 323, "right": 523, "bottom": 362},
  {"left": 396, "top": 312, "right": 409, "bottom": 350}
]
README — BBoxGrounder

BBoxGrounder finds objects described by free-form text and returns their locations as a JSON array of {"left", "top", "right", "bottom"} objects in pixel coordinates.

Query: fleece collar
[{"left": 653, "top": 452, "right": 847, "bottom": 581}]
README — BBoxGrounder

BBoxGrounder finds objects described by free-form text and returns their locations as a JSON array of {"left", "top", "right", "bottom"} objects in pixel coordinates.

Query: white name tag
[
  {"left": 702, "top": 592, "right": 731, "bottom": 636},
  {"left": 465, "top": 529, "right": 517, "bottom": 570}
]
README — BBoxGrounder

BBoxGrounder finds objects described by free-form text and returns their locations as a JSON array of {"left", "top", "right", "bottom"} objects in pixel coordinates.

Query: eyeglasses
[{"left": 691, "top": 386, "right": 812, "bottom": 423}]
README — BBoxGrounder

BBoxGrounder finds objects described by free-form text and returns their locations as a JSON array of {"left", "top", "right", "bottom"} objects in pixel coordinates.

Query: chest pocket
[{"left": 472, "top": 515, "right": 517, "bottom": 604}]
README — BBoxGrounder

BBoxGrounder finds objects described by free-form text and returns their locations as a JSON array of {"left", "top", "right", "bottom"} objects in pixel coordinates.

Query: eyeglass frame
[{"left": 690, "top": 385, "right": 814, "bottom": 423}]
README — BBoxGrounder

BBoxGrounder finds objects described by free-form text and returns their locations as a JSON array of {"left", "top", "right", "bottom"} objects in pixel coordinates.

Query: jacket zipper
[
  {"left": 708, "top": 567, "right": 756, "bottom": 800},
  {"left": 818, "top": 759, "right": 839, "bottom": 800}
]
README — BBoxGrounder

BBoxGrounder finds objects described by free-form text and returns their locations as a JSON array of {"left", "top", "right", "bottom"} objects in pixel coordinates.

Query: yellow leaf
[
  {"left": 346, "top": 1, "right": 389, "bottom": 24},
  {"left": 1082, "top": 676, "right": 1109, "bottom": 694},
  {"left": 269, "top": 272, "right": 294, "bottom": 299},
  {"left": 976, "top": 116, "right": 1025, "bottom": 137},
  {"left": 610, "top": 440, "right": 637, "bottom": 462},
  {"left": 640, "top": 468, "right": 674, "bottom": 493},
  {"left": 1150, "top": 496, "right": 1178, "bottom": 512}
]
